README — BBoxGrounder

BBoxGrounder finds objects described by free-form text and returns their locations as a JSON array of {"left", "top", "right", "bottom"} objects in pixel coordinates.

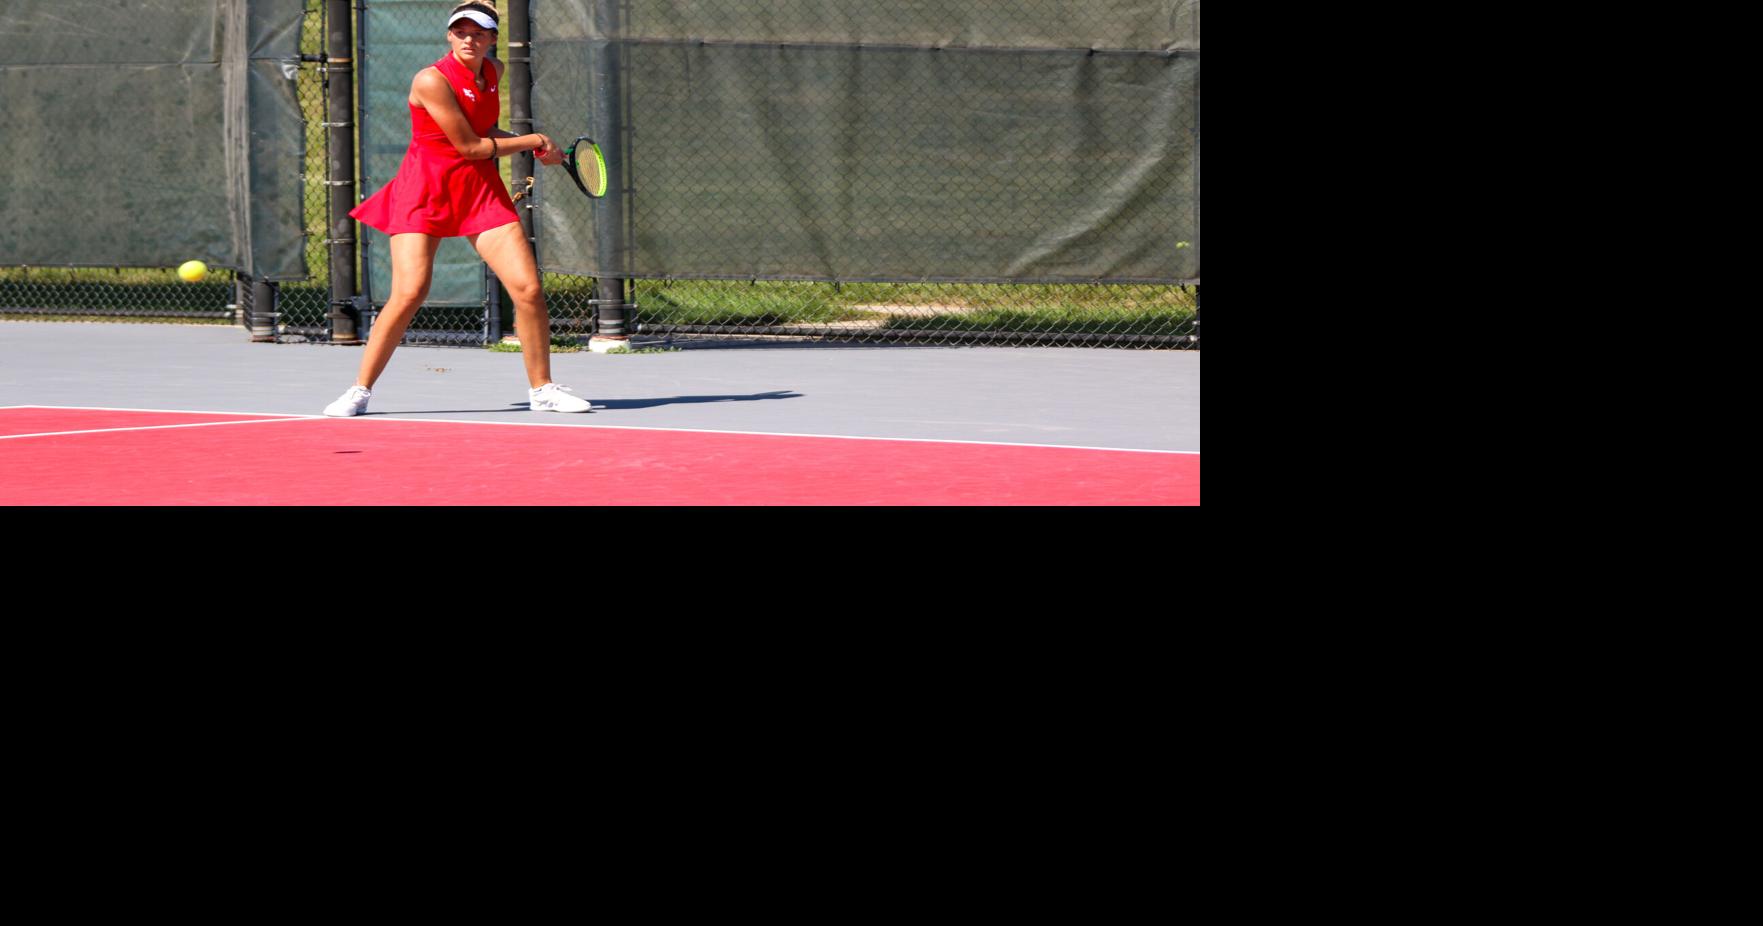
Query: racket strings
[{"left": 561, "top": 136, "right": 608, "bottom": 199}]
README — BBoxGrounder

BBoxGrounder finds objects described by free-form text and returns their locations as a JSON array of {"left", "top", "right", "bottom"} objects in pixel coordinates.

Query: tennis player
[{"left": 326, "top": 1, "right": 591, "bottom": 416}]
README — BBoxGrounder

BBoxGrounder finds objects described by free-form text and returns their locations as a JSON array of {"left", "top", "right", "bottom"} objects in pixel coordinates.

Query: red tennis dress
[{"left": 350, "top": 52, "right": 520, "bottom": 237}]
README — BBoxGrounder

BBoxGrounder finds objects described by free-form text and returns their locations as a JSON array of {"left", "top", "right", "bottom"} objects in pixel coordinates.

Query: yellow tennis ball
[{"left": 177, "top": 260, "right": 208, "bottom": 283}]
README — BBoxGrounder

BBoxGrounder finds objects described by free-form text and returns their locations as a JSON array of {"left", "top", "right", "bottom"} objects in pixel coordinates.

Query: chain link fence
[
  {"left": 5, "top": 1, "right": 1199, "bottom": 350},
  {"left": 0, "top": 266, "right": 239, "bottom": 325}
]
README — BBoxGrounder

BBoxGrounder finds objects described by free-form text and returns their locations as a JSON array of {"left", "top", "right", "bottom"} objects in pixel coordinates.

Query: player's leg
[
  {"left": 355, "top": 233, "right": 442, "bottom": 388},
  {"left": 325, "top": 233, "right": 441, "bottom": 416},
  {"left": 470, "top": 222, "right": 592, "bottom": 412},
  {"left": 470, "top": 221, "right": 552, "bottom": 388}
]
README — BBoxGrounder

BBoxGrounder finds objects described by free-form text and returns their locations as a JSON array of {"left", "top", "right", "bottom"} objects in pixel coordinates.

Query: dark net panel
[
  {"left": 554, "top": 0, "right": 1199, "bottom": 51},
  {"left": 0, "top": 1, "right": 308, "bottom": 279},
  {"left": 531, "top": 1, "right": 1199, "bottom": 285},
  {"left": 2, "top": 0, "right": 218, "bottom": 66},
  {"left": 0, "top": 63, "right": 234, "bottom": 268}
]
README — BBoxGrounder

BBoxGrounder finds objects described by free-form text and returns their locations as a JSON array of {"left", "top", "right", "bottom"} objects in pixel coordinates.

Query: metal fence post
[
  {"left": 234, "top": 273, "right": 251, "bottom": 329},
  {"left": 510, "top": 0, "right": 535, "bottom": 244},
  {"left": 251, "top": 279, "right": 279, "bottom": 342},
  {"left": 499, "top": 0, "right": 533, "bottom": 344},
  {"left": 326, "top": 0, "right": 361, "bottom": 343},
  {"left": 485, "top": 268, "right": 501, "bottom": 343},
  {"left": 589, "top": 0, "right": 630, "bottom": 350}
]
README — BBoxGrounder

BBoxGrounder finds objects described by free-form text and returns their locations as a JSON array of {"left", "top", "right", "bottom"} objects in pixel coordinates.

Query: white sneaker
[
  {"left": 530, "top": 383, "right": 593, "bottom": 413},
  {"left": 324, "top": 385, "right": 372, "bottom": 417}
]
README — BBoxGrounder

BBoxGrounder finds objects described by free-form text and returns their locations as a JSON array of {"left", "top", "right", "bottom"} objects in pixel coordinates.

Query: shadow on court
[
  {"left": 369, "top": 391, "right": 803, "bottom": 416},
  {"left": 648, "top": 340, "right": 974, "bottom": 352},
  {"left": 587, "top": 390, "right": 801, "bottom": 410}
]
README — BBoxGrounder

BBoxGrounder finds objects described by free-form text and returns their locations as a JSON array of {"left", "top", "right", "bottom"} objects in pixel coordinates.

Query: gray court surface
[{"left": 0, "top": 322, "right": 1199, "bottom": 452}]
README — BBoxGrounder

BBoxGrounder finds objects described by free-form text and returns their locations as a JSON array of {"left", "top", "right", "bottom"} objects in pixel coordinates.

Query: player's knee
[
  {"left": 390, "top": 283, "right": 431, "bottom": 305},
  {"left": 506, "top": 278, "right": 545, "bottom": 307}
]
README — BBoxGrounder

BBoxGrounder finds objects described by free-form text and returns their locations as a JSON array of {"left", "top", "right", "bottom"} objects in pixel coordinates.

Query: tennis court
[
  {"left": 0, "top": 322, "right": 1199, "bottom": 505},
  {"left": 3, "top": 2, "right": 1198, "bottom": 506}
]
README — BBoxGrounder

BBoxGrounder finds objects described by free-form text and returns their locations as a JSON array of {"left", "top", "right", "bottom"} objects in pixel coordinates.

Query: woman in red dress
[{"left": 326, "top": 1, "right": 591, "bottom": 416}]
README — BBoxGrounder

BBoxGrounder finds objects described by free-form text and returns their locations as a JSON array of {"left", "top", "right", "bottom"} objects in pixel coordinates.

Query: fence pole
[
  {"left": 498, "top": 0, "right": 532, "bottom": 343},
  {"left": 509, "top": 0, "right": 535, "bottom": 245},
  {"left": 589, "top": 0, "right": 630, "bottom": 350},
  {"left": 234, "top": 274, "right": 250, "bottom": 330},
  {"left": 326, "top": 0, "right": 361, "bottom": 343},
  {"left": 251, "top": 279, "right": 279, "bottom": 342}
]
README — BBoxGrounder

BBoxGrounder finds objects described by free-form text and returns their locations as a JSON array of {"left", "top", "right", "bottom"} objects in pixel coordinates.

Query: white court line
[
  {"left": 2, "top": 404, "right": 1200, "bottom": 455},
  {"left": 0, "top": 407, "right": 311, "bottom": 441},
  {"left": 5, "top": 405, "right": 302, "bottom": 418}
]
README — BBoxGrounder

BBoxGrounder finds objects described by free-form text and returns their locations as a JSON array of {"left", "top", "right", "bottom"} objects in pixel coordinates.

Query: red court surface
[{"left": 0, "top": 406, "right": 1199, "bottom": 506}]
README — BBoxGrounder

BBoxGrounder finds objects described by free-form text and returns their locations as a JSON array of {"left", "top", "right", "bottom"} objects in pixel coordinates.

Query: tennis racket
[{"left": 556, "top": 135, "right": 608, "bottom": 199}]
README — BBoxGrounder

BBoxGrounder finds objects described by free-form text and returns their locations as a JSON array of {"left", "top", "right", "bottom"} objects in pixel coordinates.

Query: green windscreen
[
  {"left": 530, "top": 0, "right": 1200, "bottom": 284},
  {"left": 358, "top": 0, "right": 488, "bottom": 307}
]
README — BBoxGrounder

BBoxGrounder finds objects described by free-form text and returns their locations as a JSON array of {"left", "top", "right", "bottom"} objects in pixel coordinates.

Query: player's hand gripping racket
[{"left": 556, "top": 135, "right": 608, "bottom": 199}]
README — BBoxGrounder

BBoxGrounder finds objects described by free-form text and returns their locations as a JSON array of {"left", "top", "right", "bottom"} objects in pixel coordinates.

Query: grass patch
[
  {"left": 626, "top": 279, "right": 1197, "bottom": 334},
  {"left": 488, "top": 334, "right": 585, "bottom": 353},
  {"left": 882, "top": 306, "right": 1195, "bottom": 336}
]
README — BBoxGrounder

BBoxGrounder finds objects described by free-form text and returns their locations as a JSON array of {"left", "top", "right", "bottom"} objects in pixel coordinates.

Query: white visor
[{"left": 448, "top": 11, "right": 498, "bottom": 31}]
